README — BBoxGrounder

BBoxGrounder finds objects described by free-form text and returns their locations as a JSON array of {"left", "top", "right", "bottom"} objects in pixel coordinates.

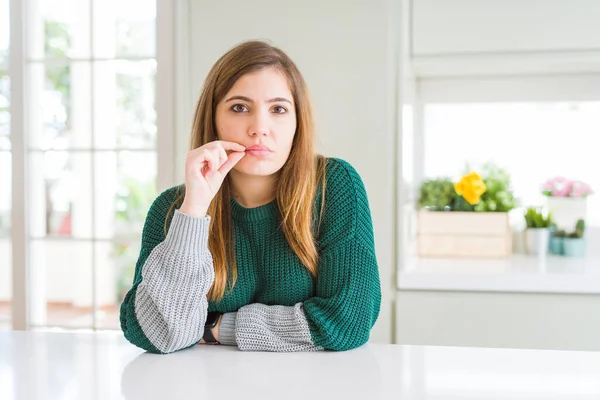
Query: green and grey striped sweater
[{"left": 119, "top": 157, "right": 381, "bottom": 354}]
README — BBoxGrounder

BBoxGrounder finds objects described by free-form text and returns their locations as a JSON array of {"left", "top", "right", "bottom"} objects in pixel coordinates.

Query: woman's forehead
[{"left": 227, "top": 68, "right": 293, "bottom": 100}]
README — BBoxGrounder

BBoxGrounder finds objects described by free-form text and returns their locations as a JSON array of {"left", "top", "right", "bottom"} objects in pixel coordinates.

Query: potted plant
[
  {"left": 524, "top": 207, "right": 552, "bottom": 256},
  {"left": 563, "top": 219, "right": 586, "bottom": 257},
  {"left": 473, "top": 162, "right": 517, "bottom": 212},
  {"left": 416, "top": 162, "right": 515, "bottom": 258},
  {"left": 541, "top": 177, "right": 593, "bottom": 230},
  {"left": 549, "top": 224, "right": 566, "bottom": 255},
  {"left": 418, "top": 178, "right": 455, "bottom": 211}
]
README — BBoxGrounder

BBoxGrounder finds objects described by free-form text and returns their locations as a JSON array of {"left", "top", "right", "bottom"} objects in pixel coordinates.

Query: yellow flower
[{"left": 455, "top": 172, "right": 487, "bottom": 205}]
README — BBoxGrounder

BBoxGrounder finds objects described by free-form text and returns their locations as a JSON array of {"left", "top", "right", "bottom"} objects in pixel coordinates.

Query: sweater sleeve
[
  {"left": 218, "top": 239, "right": 380, "bottom": 351},
  {"left": 120, "top": 190, "right": 215, "bottom": 354},
  {"left": 218, "top": 158, "right": 382, "bottom": 352}
]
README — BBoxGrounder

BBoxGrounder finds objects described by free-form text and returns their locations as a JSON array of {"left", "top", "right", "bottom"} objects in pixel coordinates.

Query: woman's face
[{"left": 215, "top": 67, "right": 297, "bottom": 177}]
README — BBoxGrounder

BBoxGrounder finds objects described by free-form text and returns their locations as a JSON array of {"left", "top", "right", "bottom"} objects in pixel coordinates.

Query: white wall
[
  {"left": 412, "top": 0, "right": 600, "bottom": 55},
  {"left": 177, "top": 0, "right": 407, "bottom": 344},
  {"left": 411, "top": 0, "right": 600, "bottom": 77}
]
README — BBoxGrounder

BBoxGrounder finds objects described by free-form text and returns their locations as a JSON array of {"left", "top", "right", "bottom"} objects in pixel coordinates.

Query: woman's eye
[
  {"left": 272, "top": 106, "right": 287, "bottom": 114},
  {"left": 231, "top": 104, "right": 248, "bottom": 113}
]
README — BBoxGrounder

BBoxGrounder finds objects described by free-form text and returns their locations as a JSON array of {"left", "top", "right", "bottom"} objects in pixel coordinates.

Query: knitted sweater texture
[{"left": 120, "top": 157, "right": 381, "bottom": 354}]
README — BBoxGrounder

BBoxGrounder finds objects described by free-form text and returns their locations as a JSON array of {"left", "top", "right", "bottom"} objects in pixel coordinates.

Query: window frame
[
  {"left": 412, "top": 74, "right": 600, "bottom": 195},
  {"left": 9, "top": 0, "right": 179, "bottom": 331}
]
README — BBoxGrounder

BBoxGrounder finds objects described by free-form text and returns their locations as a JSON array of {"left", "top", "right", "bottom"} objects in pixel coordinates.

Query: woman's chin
[{"left": 234, "top": 159, "right": 281, "bottom": 177}]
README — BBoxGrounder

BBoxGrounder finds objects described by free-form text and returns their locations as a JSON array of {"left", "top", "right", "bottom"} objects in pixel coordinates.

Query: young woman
[{"left": 120, "top": 40, "right": 382, "bottom": 354}]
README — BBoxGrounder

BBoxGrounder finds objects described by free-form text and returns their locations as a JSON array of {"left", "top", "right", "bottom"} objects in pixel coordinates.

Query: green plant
[
  {"left": 549, "top": 222, "right": 566, "bottom": 238},
  {"left": 473, "top": 162, "right": 517, "bottom": 212},
  {"left": 552, "top": 229, "right": 566, "bottom": 238},
  {"left": 567, "top": 219, "right": 585, "bottom": 238},
  {"left": 418, "top": 178, "right": 455, "bottom": 211},
  {"left": 524, "top": 207, "right": 552, "bottom": 228},
  {"left": 418, "top": 162, "right": 517, "bottom": 213},
  {"left": 451, "top": 195, "right": 476, "bottom": 212}
]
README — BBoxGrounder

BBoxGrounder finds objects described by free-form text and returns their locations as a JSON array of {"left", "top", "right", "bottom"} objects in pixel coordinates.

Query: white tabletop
[{"left": 1, "top": 330, "right": 600, "bottom": 400}]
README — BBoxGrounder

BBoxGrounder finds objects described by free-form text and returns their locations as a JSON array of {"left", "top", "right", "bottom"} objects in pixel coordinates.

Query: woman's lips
[
  {"left": 245, "top": 145, "right": 272, "bottom": 157},
  {"left": 245, "top": 149, "right": 272, "bottom": 157}
]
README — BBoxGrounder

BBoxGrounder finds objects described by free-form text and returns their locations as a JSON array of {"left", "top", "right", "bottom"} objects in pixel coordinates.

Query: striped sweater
[{"left": 119, "top": 157, "right": 381, "bottom": 354}]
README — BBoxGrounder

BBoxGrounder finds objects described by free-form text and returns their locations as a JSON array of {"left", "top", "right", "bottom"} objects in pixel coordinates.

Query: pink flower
[
  {"left": 553, "top": 187, "right": 571, "bottom": 196},
  {"left": 571, "top": 181, "right": 594, "bottom": 197},
  {"left": 541, "top": 181, "right": 554, "bottom": 191},
  {"left": 541, "top": 177, "right": 569, "bottom": 195},
  {"left": 541, "top": 177, "right": 593, "bottom": 197}
]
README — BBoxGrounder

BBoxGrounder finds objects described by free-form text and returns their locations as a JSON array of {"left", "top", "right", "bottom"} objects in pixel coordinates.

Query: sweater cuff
[
  {"left": 163, "top": 210, "right": 211, "bottom": 255},
  {"left": 219, "top": 312, "right": 237, "bottom": 346}
]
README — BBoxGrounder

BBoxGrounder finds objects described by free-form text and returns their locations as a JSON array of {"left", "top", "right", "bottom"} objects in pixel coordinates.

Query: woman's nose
[{"left": 248, "top": 112, "right": 269, "bottom": 136}]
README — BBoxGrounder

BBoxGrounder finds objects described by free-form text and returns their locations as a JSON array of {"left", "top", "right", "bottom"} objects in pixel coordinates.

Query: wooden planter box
[{"left": 417, "top": 211, "right": 512, "bottom": 258}]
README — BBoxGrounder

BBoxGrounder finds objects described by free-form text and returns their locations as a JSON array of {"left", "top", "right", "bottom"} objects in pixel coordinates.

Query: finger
[
  {"left": 216, "top": 146, "right": 228, "bottom": 168},
  {"left": 188, "top": 145, "right": 210, "bottom": 161},
  {"left": 186, "top": 148, "right": 204, "bottom": 172},
  {"left": 208, "top": 149, "right": 221, "bottom": 171},
  {"left": 217, "top": 141, "right": 246, "bottom": 152},
  {"left": 218, "top": 151, "right": 246, "bottom": 175},
  {"left": 198, "top": 150, "right": 215, "bottom": 175}
]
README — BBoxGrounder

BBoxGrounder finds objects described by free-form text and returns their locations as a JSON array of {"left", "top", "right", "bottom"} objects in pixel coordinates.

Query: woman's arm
[
  {"left": 218, "top": 241, "right": 380, "bottom": 351},
  {"left": 217, "top": 158, "right": 382, "bottom": 352},
  {"left": 120, "top": 191, "right": 215, "bottom": 354},
  {"left": 217, "top": 239, "right": 381, "bottom": 352}
]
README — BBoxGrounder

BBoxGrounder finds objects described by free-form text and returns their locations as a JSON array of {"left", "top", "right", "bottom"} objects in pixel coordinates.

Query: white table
[{"left": 1, "top": 331, "right": 600, "bottom": 400}]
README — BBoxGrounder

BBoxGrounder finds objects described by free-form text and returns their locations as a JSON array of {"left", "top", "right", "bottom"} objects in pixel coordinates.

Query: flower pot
[
  {"left": 549, "top": 237, "right": 564, "bottom": 255},
  {"left": 525, "top": 228, "right": 550, "bottom": 256},
  {"left": 563, "top": 238, "right": 586, "bottom": 257},
  {"left": 545, "top": 197, "right": 587, "bottom": 231},
  {"left": 417, "top": 211, "right": 511, "bottom": 258}
]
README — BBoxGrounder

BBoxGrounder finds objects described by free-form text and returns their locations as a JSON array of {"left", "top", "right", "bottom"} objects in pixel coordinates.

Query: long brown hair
[{"left": 166, "top": 40, "right": 327, "bottom": 301}]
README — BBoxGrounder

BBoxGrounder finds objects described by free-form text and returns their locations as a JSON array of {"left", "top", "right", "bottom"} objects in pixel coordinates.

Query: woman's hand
[
  {"left": 198, "top": 315, "right": 222, "bottom": 344},
  {"left": 180, "top": 140, "right": 246, "bottom": 217}
]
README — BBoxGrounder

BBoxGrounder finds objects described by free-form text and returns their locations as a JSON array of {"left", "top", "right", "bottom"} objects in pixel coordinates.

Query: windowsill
[{"left": 397, "top": 254, "right": 600, "bottom": 295}]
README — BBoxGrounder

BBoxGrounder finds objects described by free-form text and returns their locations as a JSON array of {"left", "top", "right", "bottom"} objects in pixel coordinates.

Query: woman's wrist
[
  {"left": 212, "top": 315, "right": 222, "bottom": 342},
  {"left": 179, "top": 200, "right": 208, "bottom": 218},
  {"left": 199, "top": 314, "right": 223, "bottom": 345}
]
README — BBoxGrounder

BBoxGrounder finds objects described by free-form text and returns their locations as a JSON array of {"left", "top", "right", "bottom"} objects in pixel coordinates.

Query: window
[
  {"left": 423, "top": 101, "right": 599, "bottom": 226},
  {"left": 9, "top": 0, "right": 158, "bottom": 330}
]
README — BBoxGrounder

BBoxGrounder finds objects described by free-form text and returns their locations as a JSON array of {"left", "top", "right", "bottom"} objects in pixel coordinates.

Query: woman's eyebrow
[
  {"left": 225, "top": 95, "right": 293, "bottom": 104},
  {"left": 267, "top": 97, "right": 293, "bottom": 105}
]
